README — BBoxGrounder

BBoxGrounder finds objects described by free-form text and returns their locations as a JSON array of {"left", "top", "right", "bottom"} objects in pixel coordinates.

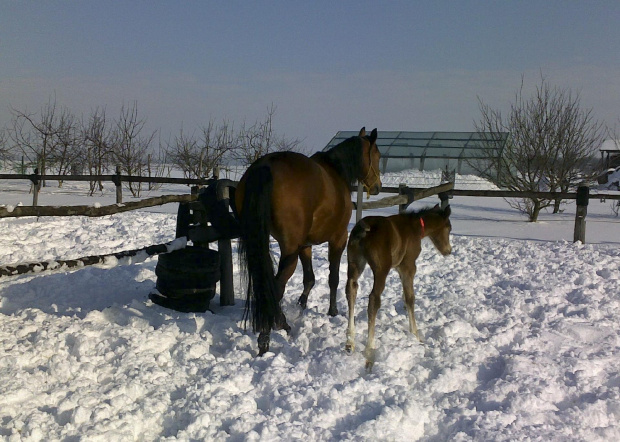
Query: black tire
[
  {"left": 157, "top": 247, "right": 220, "bottom": 273},
  {"left": 155, "top": 247, "right": 221, "bottom": 307}
]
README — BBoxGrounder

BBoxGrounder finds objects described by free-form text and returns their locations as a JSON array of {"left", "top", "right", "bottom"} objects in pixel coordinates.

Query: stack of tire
[{"left": 151, "top": 246, "right": 220, "bottom": 313}]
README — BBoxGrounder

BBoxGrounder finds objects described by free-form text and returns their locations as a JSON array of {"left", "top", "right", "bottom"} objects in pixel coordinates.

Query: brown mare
[
  {"left": 235, "top": 127, "right": 381, "bottom": 356},
  {"left": 344, "top": 204, "right": 452, "bottom": 370}
]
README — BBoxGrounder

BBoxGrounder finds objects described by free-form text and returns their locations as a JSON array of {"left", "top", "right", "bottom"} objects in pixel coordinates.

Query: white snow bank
[{"left": 1, "top": 171, "right": 620, "bottom": 440}]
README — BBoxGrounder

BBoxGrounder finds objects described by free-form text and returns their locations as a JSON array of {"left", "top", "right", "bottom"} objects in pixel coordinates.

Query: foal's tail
[
  {"left": 347, "top": 219, "right": 371, "bottom": 271},
  {"left": 349, "top": 219, "right": 371, "bottom": 244},
  {"left": 237, "top": 165, "right": 280, "bottom": 334}
]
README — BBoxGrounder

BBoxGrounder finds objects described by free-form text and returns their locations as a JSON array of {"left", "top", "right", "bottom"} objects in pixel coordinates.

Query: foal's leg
[
  {"left": 397, "top": 265, "right": 421, "bottom": 341},
  {"left": 345, "top": 253, "right": 365, "bottom": 354},
  {"left": 297, "top": 246, "right": 315, "bottom": 310},
  {"left": 327, "top": 238, "right": 346, "bottom": 316},
  {"left": 365, "top": 267, "right": 388, "bottom": 371}
]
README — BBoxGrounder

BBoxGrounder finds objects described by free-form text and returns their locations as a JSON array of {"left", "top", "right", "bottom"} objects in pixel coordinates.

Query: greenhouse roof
[{"left": 324, "top": 131, "right": 509, "bottom": 160}]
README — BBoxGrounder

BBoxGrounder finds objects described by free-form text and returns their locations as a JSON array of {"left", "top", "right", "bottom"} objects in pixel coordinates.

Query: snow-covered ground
[{"left": 1, "top": 171, "right": 620, "bottom": 441}]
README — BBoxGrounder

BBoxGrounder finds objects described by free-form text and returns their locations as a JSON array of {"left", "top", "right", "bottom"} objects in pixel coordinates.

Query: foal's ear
[
  {"left": 443, "top": 205, "right": 451, "bottom": 218},
  {"left": 358, "top": 127, "right": 366, "bottom": 137},
  {"left": 369, "top": 128, "right": 378, "bottom": 144}
]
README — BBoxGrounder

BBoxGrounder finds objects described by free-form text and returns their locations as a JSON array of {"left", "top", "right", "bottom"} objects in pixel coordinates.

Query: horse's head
[
  {"left": 358, "top": 127, "right": 381, "bottom": 196},
  {"left": 425, "top": 204, "right": 452, "bottom": 256}
]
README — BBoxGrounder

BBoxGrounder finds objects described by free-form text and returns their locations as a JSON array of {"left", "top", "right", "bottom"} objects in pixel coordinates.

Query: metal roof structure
[{"left": 324, "top": 131, "right": 509, "bottom": 174}]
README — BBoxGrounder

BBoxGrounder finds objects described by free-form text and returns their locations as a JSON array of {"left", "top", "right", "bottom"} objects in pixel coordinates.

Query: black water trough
[{"left": 149, "top": 179, "right": 239, "bottom": 313}]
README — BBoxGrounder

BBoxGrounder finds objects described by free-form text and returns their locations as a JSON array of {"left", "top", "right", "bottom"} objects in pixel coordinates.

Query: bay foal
[{"left": 345, "top": 205, "right": 452, "bottom": 370}]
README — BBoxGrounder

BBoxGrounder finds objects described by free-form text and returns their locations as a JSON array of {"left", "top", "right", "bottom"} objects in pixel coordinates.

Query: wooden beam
[
  {"left": 412, "top": 182, "right": 454, "bottom": 202},
  {"left": 353, "top": 182, "right": 454, "bottom": 210}
]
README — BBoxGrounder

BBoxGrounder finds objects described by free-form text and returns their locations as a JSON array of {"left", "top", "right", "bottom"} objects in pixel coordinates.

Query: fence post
[
  {"left": 113, "top": 165, "right": 123, "bottom": 204},
  {"left": 573, "top": 185, "right": 589, "bottom": 243},
  {"left": 217, "top": 182, "right": 235, "bottom": 306},
  {"left": 356, "top": 181, "right": 363, "bottom": 222},
  {"left": 439, "top": 192, "right": 452, "bottom": 210},
  {"left": 30, "top": 168, "right": 41, "bottom": 206},
  {"left": 440, "top": 168, "right": 455, "bottom": 210},
  {"left": 398, "top": 183, "right": 409, "bottom": 213}
]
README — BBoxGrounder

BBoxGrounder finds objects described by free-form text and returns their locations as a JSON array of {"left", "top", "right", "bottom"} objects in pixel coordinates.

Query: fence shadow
[{"left": 0, "top": 263, "right": 157, "bottom": 319}]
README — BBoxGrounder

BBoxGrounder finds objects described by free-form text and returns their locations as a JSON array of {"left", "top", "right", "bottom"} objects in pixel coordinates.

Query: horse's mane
[
  {"left": 405, "top": 206, "right": 440, "bottom": 219},
  {"left": 311, "top": 136, "right": 364, "bottom": 187}
]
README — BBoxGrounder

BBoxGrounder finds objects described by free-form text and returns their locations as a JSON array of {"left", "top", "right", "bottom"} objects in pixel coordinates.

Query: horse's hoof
[
  {"left": 257, "top": 334, "right": 270, "bottom": 356},
  {"left": 274, "top": 320, "right": 292, "bottom": 334},
  {"left": 297, "top": 295, "right": 308, "bottom": 309},
  {"left": 327, "top": 307, "right": 338, "bottom": 317},
  {"left": 345, "top": 343, "right": 354, "bottom": 354},
  {"left": 365, "top": 359, "right": 374, "bottom": 373}
]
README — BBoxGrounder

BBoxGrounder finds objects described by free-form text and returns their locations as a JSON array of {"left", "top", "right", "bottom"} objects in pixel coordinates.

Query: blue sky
[{"left": 1, "top": 1, "right": 619, "bottom": 150}]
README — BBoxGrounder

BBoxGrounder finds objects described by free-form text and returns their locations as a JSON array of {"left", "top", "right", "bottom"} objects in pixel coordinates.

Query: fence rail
[
  {"left": 0, "top": 194, "right": 197, "bottom": 219},
  {"left": 0, "top": 173, "right": 213, "bottom": 185},
  {"left": 0, "top": 169, "right": 215, "bottom": 206},
  {"left": 449, "top": 189, "right": 620, "bottom": 200}
]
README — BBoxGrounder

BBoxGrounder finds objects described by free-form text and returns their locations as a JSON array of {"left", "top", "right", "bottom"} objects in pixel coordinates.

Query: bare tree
[
  {"left": 8, "top": 96, "right": 63, "bottom": 186},
  {"left": 81, "top": 107, "right": 115, "bottom": 195},
  {"left": 472, "top": 74, "right": 604, "bottom": 221},
  {"left": 234, "top": 104, "right": 303, "bottom": 166},
  {"left": 165, "top": 120, "right": 237, "bottom": 179},
  {"left": 112, "top": 102, "right": 157, "bottom": 197},
  {"left": 0, "top": 126, "right": 12, "bottom": 165},
  {"left": 545, "top": 89, "right": 604, "bottom": 212},
  {"left": 602, "top": 121, "right": 620, "bottom": 215},
  {"left": 48, "top": 106, "right": 81, "bottom": 187}
]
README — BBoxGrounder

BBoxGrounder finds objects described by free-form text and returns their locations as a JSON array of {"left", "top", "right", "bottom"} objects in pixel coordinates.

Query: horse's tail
[{"left": 238, "top": 165, "right": 280, "bottom": 334}]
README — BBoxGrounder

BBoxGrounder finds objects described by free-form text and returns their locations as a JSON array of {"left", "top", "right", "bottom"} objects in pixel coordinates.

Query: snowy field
[{"left": 1, "top": 171, "right": 620, "bottom": 441}]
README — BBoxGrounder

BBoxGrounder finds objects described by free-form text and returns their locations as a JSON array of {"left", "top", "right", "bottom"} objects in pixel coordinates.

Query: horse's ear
[
  {"left": 358, "top": 127, "right": 366, "bottom": 137},
  {"left": 433, "top": 203, "right": 440, "bottom": 210},
  {"left": 369, "top": 128, "right": 377, "bottom": 144}
]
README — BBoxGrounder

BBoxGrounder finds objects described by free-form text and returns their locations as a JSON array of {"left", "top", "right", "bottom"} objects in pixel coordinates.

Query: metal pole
[
  {"left": 356, "top": 181, "right": 363, "bottom": 222},
  {"left": 217, "top": 182, "right": 235, "bottom": 306}
]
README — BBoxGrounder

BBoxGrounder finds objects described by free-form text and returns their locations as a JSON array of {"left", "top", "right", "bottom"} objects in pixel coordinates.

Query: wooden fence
[
  {"left": 2, "top": 170, "right": 619, "bottom": 242},
  {"left": 1, "top": 171, "right": 619, "bottom": 281}
]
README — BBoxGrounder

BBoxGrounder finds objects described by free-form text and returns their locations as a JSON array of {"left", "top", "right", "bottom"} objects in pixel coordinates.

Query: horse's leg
[
  {"left": 398, "top": 265, "right": 421, "bottom": 341},
  {"left": 345, "top": 252, "right": 365, "bottom": 354},
  {"left": 273, "top": 248, "right": 299, "bottom": 333},
  {"left": 297, "top": 246, "right": 315, "bottom": 310},
  {"left": 365, "top": 268, "right": 388, "bottom": 371},
  {"left": 327, "top": 237, "right": 347, "bottom": 316}
]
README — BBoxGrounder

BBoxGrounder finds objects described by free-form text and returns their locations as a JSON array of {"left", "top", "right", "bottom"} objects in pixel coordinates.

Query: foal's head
[{"left": 421, "top": 205, "right": 452, "bottom": 256}]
